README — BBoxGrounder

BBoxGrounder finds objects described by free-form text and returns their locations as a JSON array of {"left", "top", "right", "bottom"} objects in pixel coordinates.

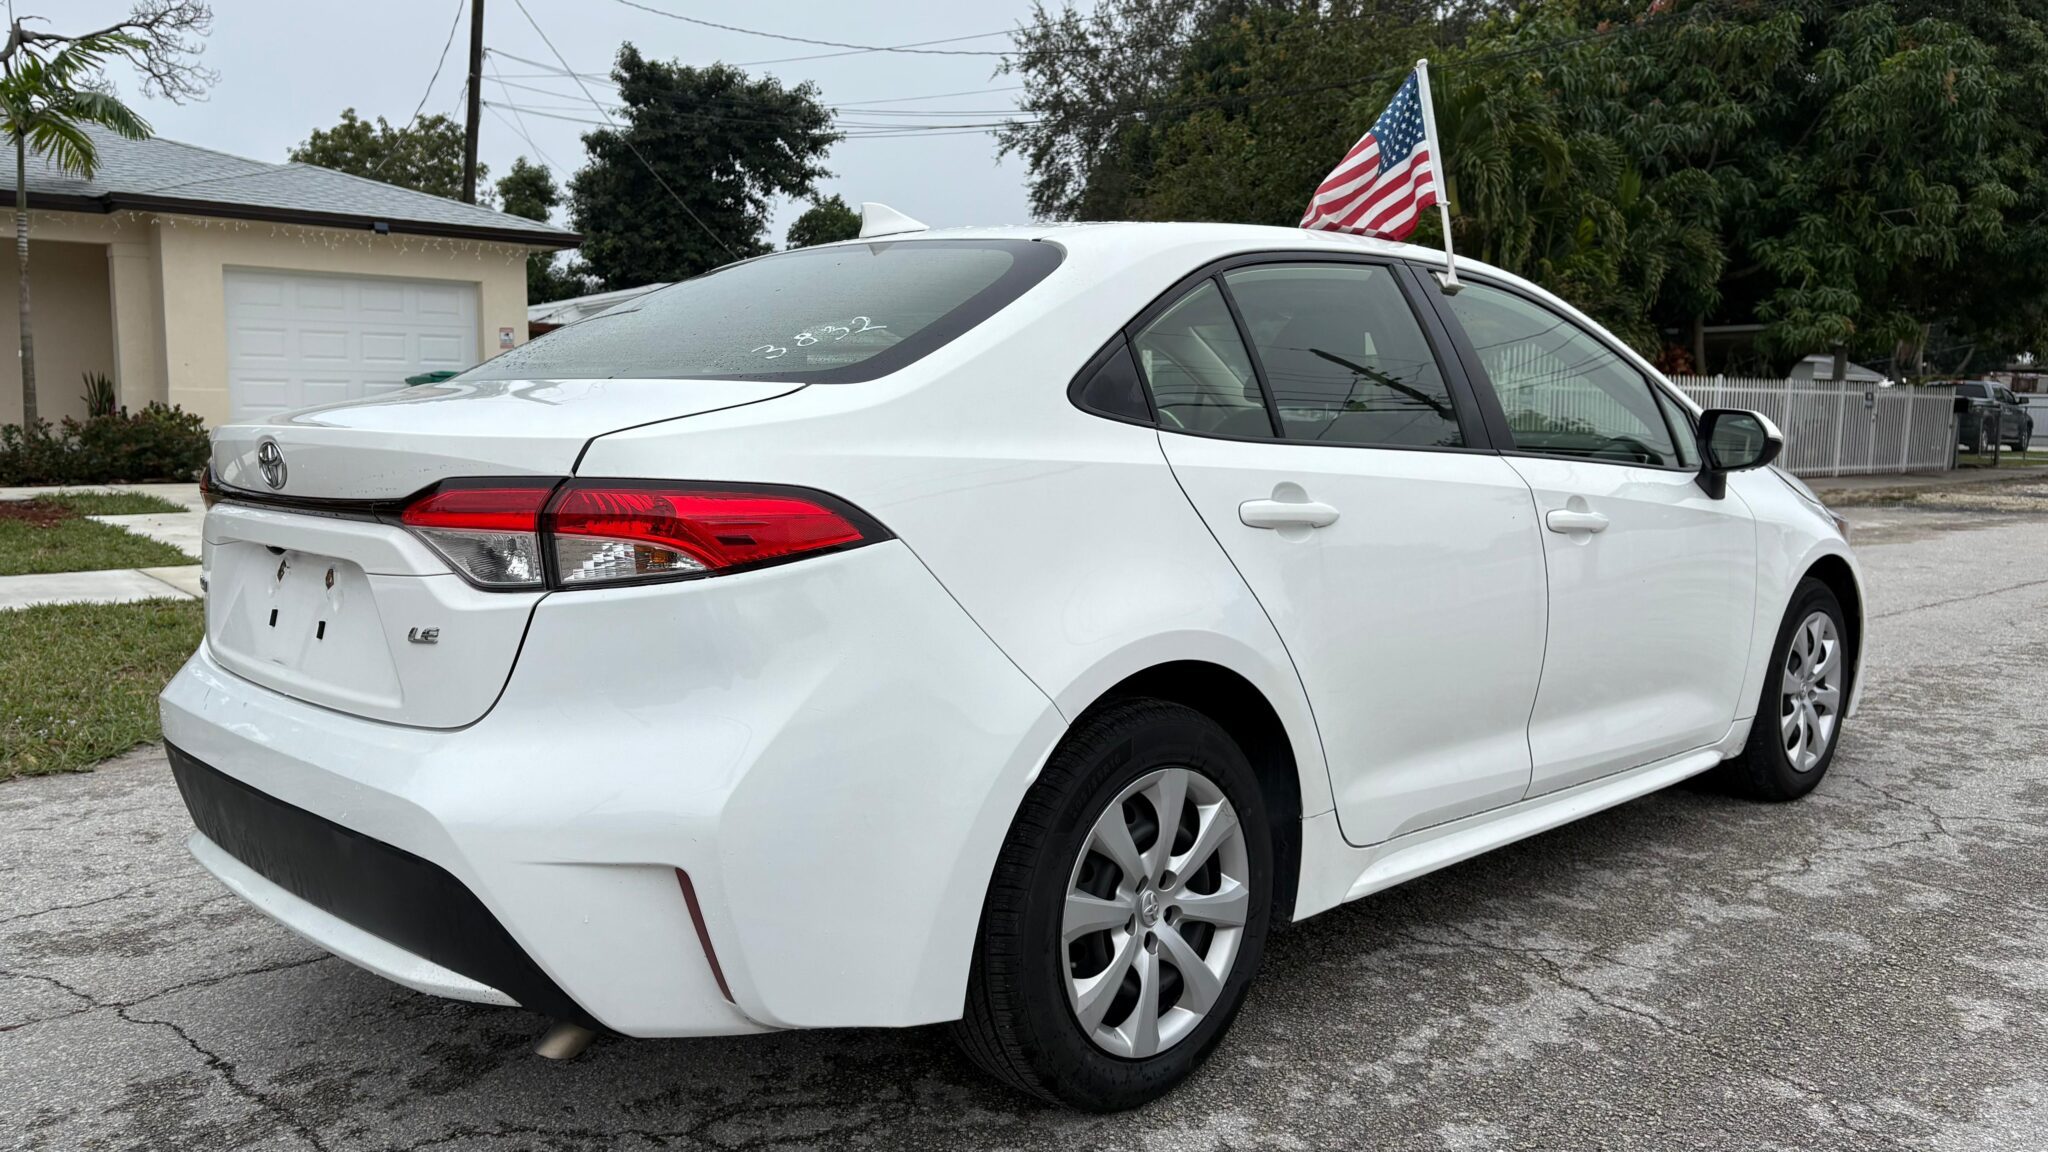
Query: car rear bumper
[
  {"left": 160, "top": 540, "right": 1064, "bottom": 1036},
  {"left": 171, "top": 744, "right": 576, "bottom": 1019}
]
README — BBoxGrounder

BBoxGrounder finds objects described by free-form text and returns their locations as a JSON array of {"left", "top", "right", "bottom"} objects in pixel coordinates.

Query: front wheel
[
  {"left": 1722, "top": 578, "right": 1850, "bottom": 800},
  {"left": 953, "top": 699, "right": 1273, "bottom": 1111}
]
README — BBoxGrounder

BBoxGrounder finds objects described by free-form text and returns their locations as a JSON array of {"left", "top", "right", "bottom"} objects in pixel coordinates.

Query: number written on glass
[{"left": 755, "top": 316, "right": 888, "bottom": 359}]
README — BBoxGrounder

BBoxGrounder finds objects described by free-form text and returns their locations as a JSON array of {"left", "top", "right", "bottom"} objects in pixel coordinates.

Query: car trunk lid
[
  {"left": 203, "top": 377, "right": 803, "bottom": 727},
  {"left": 212, "top": 377, "right": 803, "bottom": 499}
]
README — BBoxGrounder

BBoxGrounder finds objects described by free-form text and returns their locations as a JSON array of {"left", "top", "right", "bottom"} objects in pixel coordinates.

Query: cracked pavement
[{"left": 5, "top": 492, "right": 2048, "bottom": 1150}]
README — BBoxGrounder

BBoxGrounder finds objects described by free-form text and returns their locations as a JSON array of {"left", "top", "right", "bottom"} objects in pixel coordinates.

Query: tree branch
[{"left": 1, "top": 2, "right": 216, "bottom": 103}]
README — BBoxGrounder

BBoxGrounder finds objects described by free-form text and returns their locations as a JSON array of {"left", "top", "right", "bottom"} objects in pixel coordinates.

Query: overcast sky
[{"left": 60, "top": 0, "right": 1049, "bottom": 242}]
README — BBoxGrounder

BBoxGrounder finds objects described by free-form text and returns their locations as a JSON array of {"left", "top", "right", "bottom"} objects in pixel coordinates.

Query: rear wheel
[
  {"left": 1722, "top": 578, "right": 1849, "bottom": 801},
  {"left": 953, "top": 699, "right": 1272, "bottom": 1111}
]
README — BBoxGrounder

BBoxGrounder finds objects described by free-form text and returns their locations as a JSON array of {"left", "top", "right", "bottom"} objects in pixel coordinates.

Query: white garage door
[{"left": 224, "top": 269, "right": 479, "bottom": 420}]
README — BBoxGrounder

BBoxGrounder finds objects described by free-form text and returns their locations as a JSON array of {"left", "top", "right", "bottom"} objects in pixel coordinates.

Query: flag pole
[{"left": 1413, "top": 58, "right": 1461, "bottom": 293}]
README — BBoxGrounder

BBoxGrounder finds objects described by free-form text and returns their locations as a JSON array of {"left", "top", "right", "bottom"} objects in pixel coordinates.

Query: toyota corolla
[{"left": 164, "top": 215, "right": 1862, "bottom": 1111}]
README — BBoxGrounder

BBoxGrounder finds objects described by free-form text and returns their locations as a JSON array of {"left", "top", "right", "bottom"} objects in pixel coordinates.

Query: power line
[
  {"left": 485, "top": 52, "right": 566, "bottom": 176},
  {"left": 489, "top": 0, "right": 1773, "bottom": 161},
  {"left": 835, "top": 85, "right": 1025, "bottom": 107},
  {"left": 506, "top": 0, "right": 738, "bottom": 259},
  {"left": 603, "top": 0, "right": 1015, "bottom": 57},
  {"left": 485, "top": 50, "right": 1024, "bottom": 108},
  {"left": 729, "top": 36, "right": 1011, "bottom": 68},
  {"left": 481, "top": 77, "right": 1041, "bottom": 125},
  {"left": 369, "top": 0, "right": 466, "bottom": 178},
  {"left": 485, "top": 98, "right": 1029, "bottom": 135}
]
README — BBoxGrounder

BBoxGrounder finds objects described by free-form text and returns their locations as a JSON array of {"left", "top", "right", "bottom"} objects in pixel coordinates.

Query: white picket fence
[{"left": 1669, "top": 375, "right": 1957, "bottom": 477}]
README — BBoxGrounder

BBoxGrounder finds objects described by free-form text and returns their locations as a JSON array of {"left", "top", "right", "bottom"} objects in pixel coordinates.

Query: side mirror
[{"left": 1696, "top": 408, "right": 1783, "bottom": 499}]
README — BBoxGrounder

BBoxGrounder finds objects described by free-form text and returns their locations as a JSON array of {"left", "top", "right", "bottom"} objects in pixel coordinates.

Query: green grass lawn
[
  {"left": 40, "top": 490, "right": 190, "bottom": 516},
  {"left": 0, "top": 496, "right": 193, "bottom": 576},
  {"left": 0, "top": 599, "right": 202, "bottom": 780},
  {"left": 1955, "top": 451, "right": 2048, "bottom": 470}
]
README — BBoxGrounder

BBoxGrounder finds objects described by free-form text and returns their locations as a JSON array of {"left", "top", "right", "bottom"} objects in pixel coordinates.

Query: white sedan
[{"left": 165, "top": 216, "right": 1862, "bottom": 1111}]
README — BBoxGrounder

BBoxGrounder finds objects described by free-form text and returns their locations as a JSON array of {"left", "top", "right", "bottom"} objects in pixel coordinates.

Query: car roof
[
  {"left": 819, "top": 220, "right": 1450, "bottom": 266},
  {"left": 810, "top": 219, "right": 1589, "bottom": 308}
]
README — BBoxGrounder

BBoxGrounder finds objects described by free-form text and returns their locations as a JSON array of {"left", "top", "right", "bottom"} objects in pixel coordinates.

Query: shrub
[
  {"left": 80, "top": 371, "right": 116, "bottom": 418},
  {"left": 0, "top": 403, "right": 210, "bottom": 485}
]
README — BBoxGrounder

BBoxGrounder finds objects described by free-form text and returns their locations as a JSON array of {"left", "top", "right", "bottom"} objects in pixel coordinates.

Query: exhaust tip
[{"left": 534, "top": 1020, "right": 598, "bottom": 1061}]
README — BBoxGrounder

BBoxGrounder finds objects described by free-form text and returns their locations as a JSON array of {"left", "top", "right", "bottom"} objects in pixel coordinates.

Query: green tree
[
  {"left": 0, "top": 2, "right": 213, "bottom": 428},
  {"left": 785, "top": 194, "right": 861, "bottom": 248},
  {"left": 290, "top": 109, "right": 481, "bottom": 202},
  {"left": 1001, "top": 0, "right": 2048, "bottom": 369},
  {"left": 494, "top": 156, "right": 588, "bottom": 302},
  {"left": 570, "top": 46, "right": 838, "bottom": 288}
]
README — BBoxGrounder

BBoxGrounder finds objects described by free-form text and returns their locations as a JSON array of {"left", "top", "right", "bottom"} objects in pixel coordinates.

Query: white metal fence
[
  {"left": 1669, "top": 376, "right": 1958, "bottom": 477},
  {"left": 1465, "top": 333, "right": 1957, "bottom": 477}
]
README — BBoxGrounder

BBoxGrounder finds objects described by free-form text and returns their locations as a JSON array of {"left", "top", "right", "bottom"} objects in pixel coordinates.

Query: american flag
[{"left": 1299, "top": 70, "right": 1439, "bottom": 239}]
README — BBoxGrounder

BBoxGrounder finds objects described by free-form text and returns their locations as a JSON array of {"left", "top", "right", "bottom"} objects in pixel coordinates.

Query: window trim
[
  {"left": 1086, "top": 249, "right": 1500, "bottom": 455},
  {"left": 1417, "top": 270, "right": 1698, "bottom": 473}
]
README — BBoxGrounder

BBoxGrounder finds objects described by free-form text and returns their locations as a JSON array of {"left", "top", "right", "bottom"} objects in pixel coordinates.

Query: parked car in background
[
  {"left": 2023, "top": 393, "right": 2048, "bottom": 450},
  {"left": 163, "top": 220, "right": 1865, "bottom": 1111},
  {"left": 1954, "top": 381, "right": 2034, "bottom": 453}
]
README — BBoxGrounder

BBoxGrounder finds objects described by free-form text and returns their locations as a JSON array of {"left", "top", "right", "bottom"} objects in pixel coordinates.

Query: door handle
[
  {"left": 1240, "top": 498, "right": 1340, "bottom": 529},
  {"left": 1545, "top": 509, "right": 1610, "bottom": 534}
]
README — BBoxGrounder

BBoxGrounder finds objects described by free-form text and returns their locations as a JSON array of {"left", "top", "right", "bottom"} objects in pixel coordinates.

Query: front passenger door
[{"left": 1434, "top": 281, "right": 1758, "bottom": 795}]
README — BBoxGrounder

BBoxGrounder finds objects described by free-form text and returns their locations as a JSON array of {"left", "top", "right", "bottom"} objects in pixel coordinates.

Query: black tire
[
  {"left": 1721, "top": 578, "right": 1850, "bottom": 801},
  {"left": 952, "top": 699, "right": 1274, "bottom": 1111}
]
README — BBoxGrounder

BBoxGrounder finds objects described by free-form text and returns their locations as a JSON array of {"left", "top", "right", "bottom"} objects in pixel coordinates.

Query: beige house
[{"left": 2, "top": 127, "right": 578, "bottom": 428}]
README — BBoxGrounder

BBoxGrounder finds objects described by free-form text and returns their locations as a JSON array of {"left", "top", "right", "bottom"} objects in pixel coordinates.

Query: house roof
[
  {"left": 11, "top": 126, "right": 580, "bottom": 248},
  {"left": 1788, "top": 354, "right": 1890, "bottom": 384},
  {"left": 528, "top": 281, "right": 672, "bottom": 327}
]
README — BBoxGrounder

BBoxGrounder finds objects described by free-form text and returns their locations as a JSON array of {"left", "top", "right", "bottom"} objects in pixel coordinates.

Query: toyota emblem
[{"left": 256, "top": 439, "right": 287, "bottom": 490}]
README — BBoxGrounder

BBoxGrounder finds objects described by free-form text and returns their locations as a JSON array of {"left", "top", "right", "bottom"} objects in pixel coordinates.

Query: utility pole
[{"left": 461, "top": 0, "right": 484, "bottom": 203}]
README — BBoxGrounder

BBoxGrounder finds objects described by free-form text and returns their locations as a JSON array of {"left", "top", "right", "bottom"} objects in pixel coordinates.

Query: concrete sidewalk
[
  {"left": 1804, "top": 457, "right": 2047, "bottom": 500},
  {"left": 0, "top": 483, "right": 203, "bottom": 610}
]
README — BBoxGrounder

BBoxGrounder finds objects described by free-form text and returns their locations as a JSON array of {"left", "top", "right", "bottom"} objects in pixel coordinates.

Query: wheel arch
[
  {"left": 1801, "top": 551, "right": 1864, "bottom": 707},
  {"left": 1079, "top": 660, "right": 1305, "bottom": 922}
]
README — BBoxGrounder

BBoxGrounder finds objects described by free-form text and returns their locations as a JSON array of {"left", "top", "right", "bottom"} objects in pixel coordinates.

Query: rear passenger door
[
  {"left": 1427, "top": 279, "right": 1758, "bottom": 795},
  {"left": 1131, "top": 258, "right": 1549, "bottom": 846}
]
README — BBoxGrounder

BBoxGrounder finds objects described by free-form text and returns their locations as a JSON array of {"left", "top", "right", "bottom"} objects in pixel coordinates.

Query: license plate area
[{"left": 209, "top": 544, "right": 403, "bottom": 710}]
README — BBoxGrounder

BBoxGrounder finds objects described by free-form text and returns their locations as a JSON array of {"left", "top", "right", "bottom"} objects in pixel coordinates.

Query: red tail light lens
[
  {"left": 402, "top": 486, "right": 553, "bottom": 532},
  {"left": 398, "top": 480, "right": 880, "bottom": 590},
  {"left": 549, "top": 485, "right": 869, "bottom": 586},
  {"left": 401, "top": 484, "right": 555, "bottom": 588}
]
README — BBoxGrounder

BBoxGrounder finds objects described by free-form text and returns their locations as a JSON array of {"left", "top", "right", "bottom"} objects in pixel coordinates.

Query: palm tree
[{"left": 0, "top": 38, "right": 148, "bottom": 428}]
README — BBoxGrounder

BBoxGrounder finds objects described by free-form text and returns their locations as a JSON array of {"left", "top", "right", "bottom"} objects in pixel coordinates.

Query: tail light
[
  {"left": 402, "top": 485, "right": 554, "bottom": 588},
  {"left": 399, "top": 479, "right": 884, "bottom": 591}
]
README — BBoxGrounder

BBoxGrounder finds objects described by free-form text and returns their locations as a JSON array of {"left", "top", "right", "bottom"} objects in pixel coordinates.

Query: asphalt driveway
[{"left": 5, "top": 488, "right": 2047, "bottom": 1151}]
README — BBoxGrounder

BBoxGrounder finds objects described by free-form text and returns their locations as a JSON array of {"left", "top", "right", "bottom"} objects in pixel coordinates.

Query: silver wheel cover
[
  {"left": 1062, "top": 767, "right": 1250, "bottom": 1058},
  {"left": 1780, "top": 610, "right": 1843, "bottom": 772}
]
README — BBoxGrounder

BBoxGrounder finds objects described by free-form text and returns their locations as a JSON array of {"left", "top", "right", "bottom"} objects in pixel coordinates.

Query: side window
[
  {"left": 1958, "top": 383, "right": 1986, "bottom": 399},
  {"left": 1222, "top": 264, "right": 1463, "bottom": 448},
  {"left": 1131, "top": 280, "right": 1274, "bottom": 438},
  {"left": 1652, "top": 385, "right": 1701, "bottom": 468},
  {"left": 1072, "top": 338, "right": 1152, "bottom": 423},
  {"left": 1446, "top": 283, "right": 1681, "bottom": 466}
]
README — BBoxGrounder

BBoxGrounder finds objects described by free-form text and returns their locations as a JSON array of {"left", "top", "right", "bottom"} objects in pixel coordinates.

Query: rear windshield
[{"left": 459, "top": 238, "right": 1062, "bottom": 384}]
